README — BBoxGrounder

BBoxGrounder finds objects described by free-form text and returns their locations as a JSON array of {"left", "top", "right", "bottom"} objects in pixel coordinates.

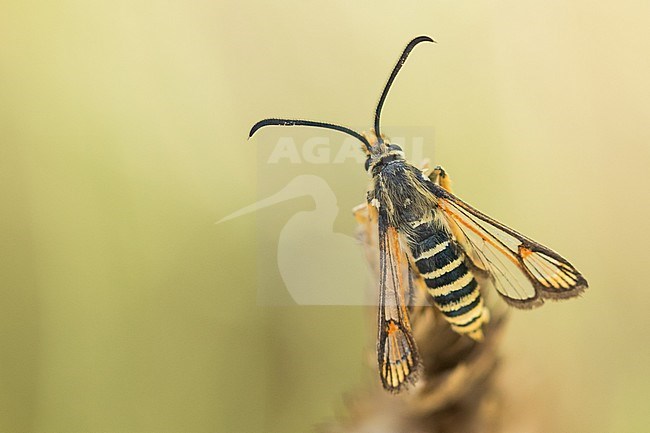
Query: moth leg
[
  {"left": 429, "top": 165, "right": 454, "bottom": 193},
  {"left": 352, "top": 202, "right": 369, "bottom": 225},
  {"left": 353, "top": 202, "right": 379, "bottom": 238}
]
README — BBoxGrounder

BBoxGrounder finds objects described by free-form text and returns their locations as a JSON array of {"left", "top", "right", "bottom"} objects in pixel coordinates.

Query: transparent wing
[
  {"left": 427, "top": 183, "right": 588, "bottom": 309},
  {"left": 376, "top": 205, "right": 420, "bottom": 392}
]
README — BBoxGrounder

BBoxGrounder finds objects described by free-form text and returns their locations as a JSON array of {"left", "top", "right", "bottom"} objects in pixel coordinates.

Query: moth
[{"left": 249, "top": 36, "right": 588, "bottom": 392}]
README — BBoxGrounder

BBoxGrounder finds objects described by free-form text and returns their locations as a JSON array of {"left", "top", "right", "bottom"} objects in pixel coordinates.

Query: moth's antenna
[
  {"left": 374, "top": 36, "right": 435, "bottom": 141},
  {"left": 249, "top": 118, "right": 372, "bottom": 151}
]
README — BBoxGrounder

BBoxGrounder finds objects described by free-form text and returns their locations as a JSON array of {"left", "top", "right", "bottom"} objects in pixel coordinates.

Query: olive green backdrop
[{"left": 2, "top": 1, "right": 649, "bottom": 432}]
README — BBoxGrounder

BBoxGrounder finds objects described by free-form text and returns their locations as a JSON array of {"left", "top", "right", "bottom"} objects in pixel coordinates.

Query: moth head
[{"left": 362, "top": 130, "right": 406, "bottom": 172}]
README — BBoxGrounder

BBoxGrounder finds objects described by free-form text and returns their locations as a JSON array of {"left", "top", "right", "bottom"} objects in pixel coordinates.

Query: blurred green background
[{"left": 2, "top": 1, "right": 650, "bottom": 432}]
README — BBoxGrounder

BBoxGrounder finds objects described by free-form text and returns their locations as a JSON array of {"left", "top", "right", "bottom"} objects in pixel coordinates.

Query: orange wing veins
[{"left": 439, "top": 200, "right": 520, "bottom": 267}]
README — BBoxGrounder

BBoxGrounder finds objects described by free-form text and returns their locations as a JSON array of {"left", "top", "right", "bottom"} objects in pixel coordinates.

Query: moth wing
[
  {"left": 426, "top": 183, "right": 588, "bottom": 308},
  {"left": 375, "top": 204, "right": 421, "bottom": 392}
]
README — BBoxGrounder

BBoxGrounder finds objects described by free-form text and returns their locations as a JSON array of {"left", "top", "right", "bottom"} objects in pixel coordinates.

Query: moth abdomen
[{"left": 407, "top": 222, "right": 487, "bottom": 340}]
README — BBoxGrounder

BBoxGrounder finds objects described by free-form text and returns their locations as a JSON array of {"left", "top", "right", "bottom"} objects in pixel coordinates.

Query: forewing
[
  {"left": 426, "top": 183, "right": 587, "bottom": 308},
  {"left": 376, "top": 205, "right": 420, "bottom": 392}
]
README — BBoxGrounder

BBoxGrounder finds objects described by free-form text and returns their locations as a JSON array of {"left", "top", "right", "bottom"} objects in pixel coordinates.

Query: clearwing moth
[{"left": 249, "top": 36, "right": 588, "bottom": 392}]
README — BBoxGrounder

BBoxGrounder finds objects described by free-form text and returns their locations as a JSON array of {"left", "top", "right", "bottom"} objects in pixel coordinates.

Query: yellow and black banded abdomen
[{"left": 408, "top": 227, "right": 487, "bottom": 340}]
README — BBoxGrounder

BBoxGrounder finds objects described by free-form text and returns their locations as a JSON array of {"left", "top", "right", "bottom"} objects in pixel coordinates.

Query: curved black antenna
[
  {"left": 249, "top": 118, "right": 372, "bottom": 151},
  {"left": 374, "top": 36, "right": 435, "bottom": 140}
]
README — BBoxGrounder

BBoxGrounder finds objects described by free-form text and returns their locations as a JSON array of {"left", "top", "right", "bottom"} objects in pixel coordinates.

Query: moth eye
[
  {"left": 388, "top": 144, "right": 403, "bottom": 151},
  {"left": 364, "top": 158, "right": 372, "bottom": 171}
]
